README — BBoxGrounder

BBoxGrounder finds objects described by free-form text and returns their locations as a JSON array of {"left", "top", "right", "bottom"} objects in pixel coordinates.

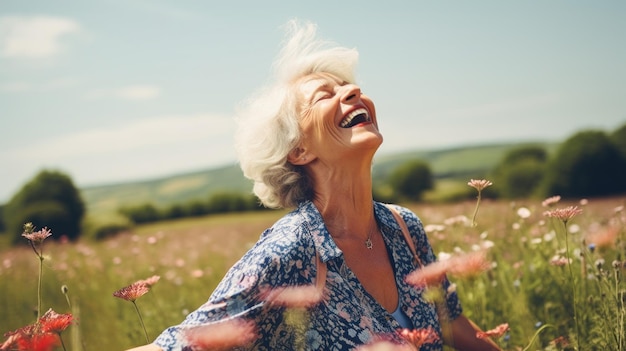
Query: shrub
[{"left": 4, "top": 170, "right": 85, "bottom": 243}]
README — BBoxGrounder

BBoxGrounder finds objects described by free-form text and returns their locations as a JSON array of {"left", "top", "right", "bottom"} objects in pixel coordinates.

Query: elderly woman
[{"left": 130, "top": 20, "right": 500, "bottom": 351}]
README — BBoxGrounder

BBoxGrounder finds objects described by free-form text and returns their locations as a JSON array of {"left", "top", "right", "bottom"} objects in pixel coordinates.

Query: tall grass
[{"left": 0, "top": 199, "right": 624, "bottom": 350}]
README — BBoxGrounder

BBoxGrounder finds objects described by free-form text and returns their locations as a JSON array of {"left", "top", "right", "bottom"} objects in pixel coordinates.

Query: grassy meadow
[{"left": 1, "top": 195, "right": 625, "bottom": 350}]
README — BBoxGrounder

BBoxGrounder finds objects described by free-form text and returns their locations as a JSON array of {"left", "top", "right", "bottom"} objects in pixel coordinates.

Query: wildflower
[
  {"left": 551, "top": 336, "right": 569, "bottom": 347},
  {"left": 262, "top": 285, "right": 324, "bottom": 309},
  {"left": 16, "top": 333, "right": 60, "bottom": 351},
  {"left": 398, "top": 327, "right": 439, "bottom": 348},
  {"left": 39, "top": 308, "right": 73, "bottom": 334},
  {"left": 113, "top": 278, "right": 156, "bottom": 343},
  {"left": 113, "top": 282, "right": 150, "bottom": 302},
  {"left": 136, "top": 275, "right": 161, "bottom": 288},
  {"left": 446, "top": 251, "right": 491, "bottom": 278},
  {"left": 550, "top": 255, "right": 570, "bottom": 266},
  {"left": 185, "top": 319, "right": 257, "bottom": 350},
  {"left": 467, "top": 179, "right": 493, "bottom": 191},
  {"left": 1, "top": 324, "right": 60, "bottom": 351},
  {"left": 543, "top": 206, "right": 583, "bottom": 224},
  {"left": 585, "top": 226, "right": 618, "bottom": 249},
  {"left": 517, "top": 207, "right": 531, "bottom": 219},
  {"left": 542, "top": 195, "right": 561, "bottom": 207},
  {"left": 407, "top": 251, "right": 490, "bottom": 288},
  {"left": 22, "top": 227, "right": 52, "bottom": 245},
  {"left": 476, "top": 323, "right": 509, "bottom": 339},
  {"left": 356, "top": 341, "right": 414, "bottom": 351},
  {"left": 467, "top": 179, "right": 492, "bottom": 227}
]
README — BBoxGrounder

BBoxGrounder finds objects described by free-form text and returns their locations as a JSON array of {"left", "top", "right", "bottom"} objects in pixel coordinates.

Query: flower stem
[
  {"left": 471, "top": 191, "right": 482, "bottom": 227},
  {"left": 59, "top": 333, "right": 67, "bottom": 351},
  {"left": 562, "top": 220, "right": 581, "bottom": 350},
  {"left": 132, "top": 301, "right": 149, "bottom": 344},
  {"left": 37, "top": 255, "right": 44, "bottom": 320},
  {"left": 522, "top": 324, "right": 554, "bottom": 351}
]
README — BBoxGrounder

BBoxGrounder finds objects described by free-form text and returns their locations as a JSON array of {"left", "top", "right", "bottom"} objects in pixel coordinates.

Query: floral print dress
[{"left": 154, "top": 201, "right": 462, "bottom": 350}]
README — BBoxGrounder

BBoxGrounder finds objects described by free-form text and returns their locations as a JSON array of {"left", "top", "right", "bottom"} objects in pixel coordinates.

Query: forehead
[{"left": 296, "top": 72, "right": 344, "bottom": 95}]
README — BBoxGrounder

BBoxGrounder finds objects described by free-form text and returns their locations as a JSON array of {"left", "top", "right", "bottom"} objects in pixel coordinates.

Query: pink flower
[
  {"left": 22, "top": 227, "right": 52, "bottom": 245},
  {"left": 476, "top": 323, "right": 509, "bottom": 339},
  {"left": 261, "top": 285, "right": 324, "bottom": 309},
  {"left": 549, "top": 255, "right": 571, "bottom": 266},
  {"left": 542, "top": 195, "right": 561, "bottom": 207},
  {"left": 113, "top": 282, "right": 150, "bottom": 302},
  {"left": 467, "top": 179, "right": 493, "bottom": 191},
  {"left": 543, "top": 206, "right": 583, "bottom": 223},
  {"left": 399, "top": 327, "right": 439, "bottom": 348},
  {"left": 406, "top": 251, "right": 490, "bottom": 288},
  {"left": 185, "top": 319, "right": 257, "bottom": 350},
  {"left": 136, "top": 275, "right": 161, "bottom": 287},
  {"left": 356, "top": 341, "right": 414, "bottom": 351}
]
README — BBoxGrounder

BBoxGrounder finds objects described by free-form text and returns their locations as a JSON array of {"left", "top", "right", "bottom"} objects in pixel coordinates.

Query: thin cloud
[
  {"left": 116, "top": 85, "right": 160, "bottom": 100},
  {"left": 4, "top": 113, "right": 234, "bottom": 160},
  {"left": 85, "top": 84, "right": 161, "bottom": 101},
  {"left": 0, "top": 77, "right": 81, "bottom": 93},
  {"left": 0, "top": 15, "right": 81, "bottom": 59}
]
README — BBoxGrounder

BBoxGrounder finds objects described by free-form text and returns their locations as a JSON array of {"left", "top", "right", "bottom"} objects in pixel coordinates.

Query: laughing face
[{"left": 293, "top": 72, "right": 383, "bottom": 164}]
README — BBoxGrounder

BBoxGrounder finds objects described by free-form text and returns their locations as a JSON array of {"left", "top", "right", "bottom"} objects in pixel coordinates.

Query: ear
[{"left": 288, "top": 147, "right": 312, "bottom": 165}]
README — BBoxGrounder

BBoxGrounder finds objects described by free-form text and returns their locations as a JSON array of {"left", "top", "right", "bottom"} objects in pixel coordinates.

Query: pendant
[{"left": 365, "top": 238, "right": 373, "bottom": 250}]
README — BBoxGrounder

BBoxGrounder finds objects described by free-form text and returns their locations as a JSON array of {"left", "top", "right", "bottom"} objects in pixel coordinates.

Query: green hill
[{"left": 81, "top": 141, "right": 555, "bottom": 216}]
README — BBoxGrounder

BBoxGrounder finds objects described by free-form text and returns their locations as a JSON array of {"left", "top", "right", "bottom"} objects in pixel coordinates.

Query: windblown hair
[{"left": 234, "top": 20, "right": 359, "bottom": 209}]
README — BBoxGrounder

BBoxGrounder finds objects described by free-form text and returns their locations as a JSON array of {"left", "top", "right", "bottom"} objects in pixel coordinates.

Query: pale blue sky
[{"left": 1, "top": 0, "right": 624, "bottom": 202}]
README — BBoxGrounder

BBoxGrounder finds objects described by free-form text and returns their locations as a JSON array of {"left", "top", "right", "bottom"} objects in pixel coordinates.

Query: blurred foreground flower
[
  {"left": 1, "top": 308, "right": 72, "bottom": 351},
  {"left": 185, "top": 319, "right": 257, "bottom": 351},
  {"left": 399, "top": 327, "right": 439, "bottom": 349},
  {"left": 357, "top": 341, "right": 414, "bottom": 351},
  {"left": 261, "top": 285, "right": 324, "bottom": 309},
  {"left": 476, "top": 323, "right": 509, "bottom": 340},
  {"left": 113, "top": 275, "right": 161, "bottom": 344},
  {"left": 406, "top": 251, "right": 490, "bottom": 288}
]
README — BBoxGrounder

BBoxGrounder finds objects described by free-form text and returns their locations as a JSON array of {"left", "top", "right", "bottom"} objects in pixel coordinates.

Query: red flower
[
  {"left": 16, "top": 333, "right": 60, "bottom": 351},
  {"left": 476, "top": 323, "right": 509, "bottom": 339},
  {"left": 185, "top": 319, "right": 257, "bottom": 350},
  {"left": 113, "top": 282, "right": 150, "bottom": 302},
  {"left": 39, "top": 308, "right": 73, "bottom": 334}
]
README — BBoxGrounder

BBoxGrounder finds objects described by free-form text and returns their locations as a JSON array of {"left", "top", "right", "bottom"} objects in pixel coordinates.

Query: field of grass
[{"left": 1, "top": 196, "right": 624, "bottom": 350}]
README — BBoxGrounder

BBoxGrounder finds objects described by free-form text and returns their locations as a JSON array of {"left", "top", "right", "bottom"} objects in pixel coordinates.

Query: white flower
[{"left": 517, "top": 207, "right": 531, "bottom": 219}]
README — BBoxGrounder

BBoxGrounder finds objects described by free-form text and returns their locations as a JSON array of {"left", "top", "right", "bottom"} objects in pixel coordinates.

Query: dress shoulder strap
[
  {"left": 386, "top": 205, "right": 423, "bottom": 267},
  {"left": 315, "top": 251, "right": 327, "bottom": 293}
]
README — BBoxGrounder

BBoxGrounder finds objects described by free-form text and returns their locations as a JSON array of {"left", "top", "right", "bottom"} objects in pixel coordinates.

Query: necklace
[{"left": 365, "top": 223, "right": 375, "bottom": 250}]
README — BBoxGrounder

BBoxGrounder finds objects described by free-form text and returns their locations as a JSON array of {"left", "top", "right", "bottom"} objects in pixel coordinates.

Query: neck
[{"left": 307, "top": 160, "right": 376, "bottom": 241}]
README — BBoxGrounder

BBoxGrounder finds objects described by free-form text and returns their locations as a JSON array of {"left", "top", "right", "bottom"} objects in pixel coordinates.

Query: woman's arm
[
  {"left": 447, "top": 314, "right": 501, "bottom": 351},
  {"left": 125, "top": 344, "right": 162, "bottom": 351}
]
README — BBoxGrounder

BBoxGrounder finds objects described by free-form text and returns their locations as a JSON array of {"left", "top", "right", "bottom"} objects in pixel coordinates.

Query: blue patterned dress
[{"left": 154, "top": 201, "right": 462, "bottom": 350}]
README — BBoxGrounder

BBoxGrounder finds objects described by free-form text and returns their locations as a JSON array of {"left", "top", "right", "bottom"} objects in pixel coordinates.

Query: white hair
[{"left": 234, "top": 20, "right": 359, "bottom": 208}]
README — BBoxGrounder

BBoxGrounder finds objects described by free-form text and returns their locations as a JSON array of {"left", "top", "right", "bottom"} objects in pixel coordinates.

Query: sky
[{"left": 1, "top": 1, "right": 625, "bottom": 203}]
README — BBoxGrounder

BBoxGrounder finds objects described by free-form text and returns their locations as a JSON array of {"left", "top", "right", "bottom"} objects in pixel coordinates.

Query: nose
[{"left": 339, "top": 84, "right": 361, "bottom": 103}]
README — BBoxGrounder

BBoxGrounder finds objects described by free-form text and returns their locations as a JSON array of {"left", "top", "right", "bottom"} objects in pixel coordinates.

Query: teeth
[{"left": 340, "top": 108, "right": 370, "bottom": 128}]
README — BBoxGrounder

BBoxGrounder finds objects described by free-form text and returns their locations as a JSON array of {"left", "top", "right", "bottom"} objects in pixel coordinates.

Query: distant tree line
[
  {"left": 118, "top": 192, "right": 267, "bottom": 224},
  {"left": 1, "top": 123, "right": 625, "bottom": 244}
]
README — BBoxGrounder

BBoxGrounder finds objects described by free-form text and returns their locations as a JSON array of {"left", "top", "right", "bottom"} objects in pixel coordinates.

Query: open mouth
[{"left": 339, "top": 108, "right": 370, "bottom": 128}]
